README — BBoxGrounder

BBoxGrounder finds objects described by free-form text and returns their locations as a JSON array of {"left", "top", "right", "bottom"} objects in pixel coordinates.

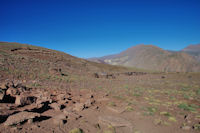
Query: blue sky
[{"left": 0, "top": 0, "right": 200, "bottom": 58}]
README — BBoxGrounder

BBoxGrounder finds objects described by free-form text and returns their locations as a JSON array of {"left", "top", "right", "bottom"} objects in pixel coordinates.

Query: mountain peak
[
  {"left": 91, "top": 44, "right": 200, "bottom": 72},
  {"left": 182, "top": 44, "right": 200, "bottom": 52}
]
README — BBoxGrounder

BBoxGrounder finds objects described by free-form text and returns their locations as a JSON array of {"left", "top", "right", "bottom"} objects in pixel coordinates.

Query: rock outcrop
[{"left": 4, "top": 111, "right": 40, "bottom": 126}]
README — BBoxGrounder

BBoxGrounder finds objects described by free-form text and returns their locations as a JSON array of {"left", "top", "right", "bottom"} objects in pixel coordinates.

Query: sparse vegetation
[
  {"left": 144, "top": 106, "right": 157, "bottom": 116},
  {"left": 193, "top": 124, "right": 200, "bottom": 130},
  {"left": 126, "top": 106, "right": 134, "bottom": 112},
  {"left": 108, "top": 102, "right": 116, "bottom": 107},
  {"left": 160, "top": 112, "right": 171, "bottom": 117},
  {"left": 168, "top": 116, "right": 177, "bottom": 122},
  {"left": 69, "top": 128, "right": 84, "bottom": 133},
  {"left": 0, "top": 43, "right": 200, "bottom": 133},
  {"left": 178, "top": 103, "right": 198, "bottom": 112}
]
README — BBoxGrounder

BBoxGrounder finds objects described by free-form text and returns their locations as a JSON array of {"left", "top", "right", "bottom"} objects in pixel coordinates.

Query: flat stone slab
[
  {"left": 4, "top": 111, "right": 40, "bottom": 126},
  {"left": 98, "top": 116, "right": 132, "bottom": 128},
  {"left": 96, "top": 97, "right": 110, "bottom": 102},
  {"left": 106, "top": 106, "right": 125, "bottom": 114}
]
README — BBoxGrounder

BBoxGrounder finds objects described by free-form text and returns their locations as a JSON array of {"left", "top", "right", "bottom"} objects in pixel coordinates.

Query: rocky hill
[
  {"left": 181, "top": 44, "right": 200, "bottom": 62},
  {"left": 89, "top": 44, "right": 200, "bottom": 72},
  {"left": 0, "top": 42, "right": 131, "bottom": 78},
  {"left": 0, "top": 42, "right": 139, "bottom": 90}
]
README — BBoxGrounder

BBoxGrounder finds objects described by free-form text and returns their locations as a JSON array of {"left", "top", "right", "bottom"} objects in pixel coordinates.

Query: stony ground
[
  {"left": 0, "top": 43, "right": 200, "bottom": 133},
  {"left": 1, "top": 72, "right": 200, "bottom": 133}
]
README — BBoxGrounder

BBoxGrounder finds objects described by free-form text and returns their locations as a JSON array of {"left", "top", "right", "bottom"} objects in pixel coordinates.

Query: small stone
[
  {"left": 63, "top": 108, "right": 80, "bottom": 120},
  {"left": 28, "top": 119, "right": 33, "bottom": 124},
  {"left": 63, "top": 108, "right": 72, "bottom": 115},
  {"left": 55, "top": 113, "right": 67, "bottom": 120},
  {"left": 50, "top": 102, "right": 61, "bottom": 110},
  {"left": 84, "top": 99, "right": 95, "bottom": 108},
  {"left": 53, "top": 118, "right": 64, "bottom": 125},
  {"left": 182, "top": 126, "right": 191, "bottom": 130},
  {"left": 56, "top": 94, "right": 66, "bottom": 101},
  {"left": 10, "top": 127, "right": 18, "bottom": 132},
  {"left": 52, "top": 113, "right": 67, "bottom": 125},
  {"left": 0, "top": 83, "right": 7, "bottom": 89},
  {"left": 73, "top": 103, "right": 84, "bottom": 112},
  {"left": 31, "top": 125, "right": 38, "bottom": 129},
  {"left": 0, "top": 89, "right": 5, "bottom": 100}
]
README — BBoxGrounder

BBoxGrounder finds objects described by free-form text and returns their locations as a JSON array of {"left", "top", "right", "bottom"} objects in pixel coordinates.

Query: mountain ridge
[
  {"left": 88, "top": 44, "right": 200, "bottom": 72},
  {"left": 181, "top": 44, "right": 200, "bottom": 62}
]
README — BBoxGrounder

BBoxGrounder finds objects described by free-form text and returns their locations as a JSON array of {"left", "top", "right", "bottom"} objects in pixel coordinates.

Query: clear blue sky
[{"left": 0, "top": 0, "right": 200, "bottom": 58}]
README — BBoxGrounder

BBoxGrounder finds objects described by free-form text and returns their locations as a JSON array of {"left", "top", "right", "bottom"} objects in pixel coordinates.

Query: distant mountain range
[{"left": 88, "top": 44, "right": 200, "bottom": 72}]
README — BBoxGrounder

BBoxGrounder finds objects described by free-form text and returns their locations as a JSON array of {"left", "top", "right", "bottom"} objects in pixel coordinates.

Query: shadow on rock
[
  {"left": 33, "top": 116, "right": 51, "bottom": 122},
  {"left": 29, "top": 101, "right": 52, "bottom": 113}
]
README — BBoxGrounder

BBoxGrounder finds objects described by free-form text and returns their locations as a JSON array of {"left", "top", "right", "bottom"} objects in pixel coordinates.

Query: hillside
[
  {"left": 89, "top": 44, "right": 200, "bottom": 72},
  {"left": 0, "top": 42, "right": 133, "bottom": 80},
  {"left": 1, "top": 42, "right": 200, "bottom": 133},
  {"left": 181, "top": 44, "right": 200, "bottom": 62}
]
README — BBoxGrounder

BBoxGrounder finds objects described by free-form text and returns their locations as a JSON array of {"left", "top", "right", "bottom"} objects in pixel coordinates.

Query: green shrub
[
  {"left": 69, "top": 128, "right": 84, "bottom": 133},
  {"left": 144, "top": 107, "right": 157, "bottom": 115},
  {"left": 178, "top": 103, "right": 197, "bottom": 112},
  {"left": 108, "top": 102, "right": 116, "bottom": 107},
  {"left": 197, "top": 89, "right": 200, "bottom": 95},
  {"left": 160, "top": 112, "right": 171, "bottom": 117}
]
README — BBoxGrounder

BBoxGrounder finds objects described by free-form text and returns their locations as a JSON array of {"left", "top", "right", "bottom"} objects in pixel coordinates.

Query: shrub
[
  {"left": 69, "top": 128, "right": 84, "bottom": 133},
  {"left": 178, "top": 103, "right": 197, "bottom": 112}
]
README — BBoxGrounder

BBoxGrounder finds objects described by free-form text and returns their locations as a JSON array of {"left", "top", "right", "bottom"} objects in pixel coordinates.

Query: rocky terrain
[
  {"left": 0, "top": 42, "right": 200, "bottom": 133},
  {"left": 89, "top": 44, "right": 200, "bottom": 72},
  {"left": 181, "top": 44, "right": 200, "bottom": 62}
]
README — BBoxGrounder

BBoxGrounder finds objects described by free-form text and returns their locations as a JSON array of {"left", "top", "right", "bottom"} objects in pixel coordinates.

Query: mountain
[
  {"left": 181, "top": 44, "right": 200, "bottom": 62},
  {"left": 88, "top": 44, "right": 200, "bottom": 72}
]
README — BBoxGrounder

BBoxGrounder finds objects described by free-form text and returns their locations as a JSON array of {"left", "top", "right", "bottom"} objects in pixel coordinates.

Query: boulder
[
  {"left": 6, "top": 87, "right": 20, "bottom": 96},
  {"left": 0, "top": 83, "right": 7, "bottom": 89},
  {"left": 49, "top": 102, "right": 61, "bottom": 111},
  {"left": 0, "top": 89, "right": 5, "bottom": 100},
  {"left": 73, "top": 103, "right": 84, "bottom": 112},
  {"left": 4, "top": 111, "right": 40, "bottom": 126},
  {"left": 15, "top": 95, "right": 37, "bottom": 106},
  {"left": 52, "top": 113, "right": 67, "bottom": 125}
]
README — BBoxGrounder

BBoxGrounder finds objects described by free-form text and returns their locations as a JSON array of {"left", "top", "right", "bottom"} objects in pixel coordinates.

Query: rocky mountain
[
  {"left": 181, "top": 44, "right": 200, "bottom": 62},
  {"left": 88, "top": 44, "right": 200, "bottom": 72}
]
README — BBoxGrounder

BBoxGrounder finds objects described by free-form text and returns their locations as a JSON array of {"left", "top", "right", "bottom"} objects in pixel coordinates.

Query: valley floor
[{"left": 0, "top": 72, "right": 200, "bottom": 133}]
